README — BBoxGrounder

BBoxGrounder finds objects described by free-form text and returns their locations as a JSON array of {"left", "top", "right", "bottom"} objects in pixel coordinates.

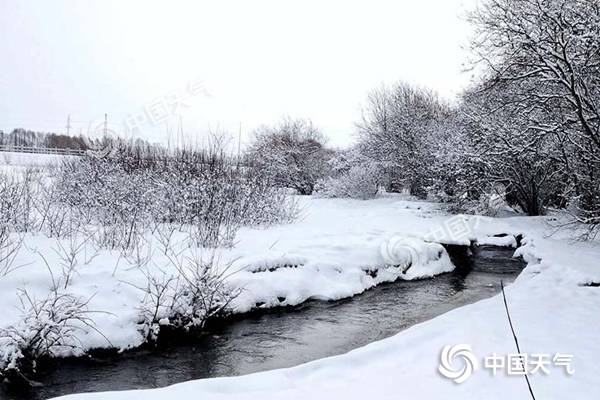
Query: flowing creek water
[{"left": 2, "top": 245, "right": 526, "bottom": 400}]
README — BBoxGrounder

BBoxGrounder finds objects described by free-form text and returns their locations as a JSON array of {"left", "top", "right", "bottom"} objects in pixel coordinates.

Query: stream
[{"left": 2, "top": 245, "right": 526, "bottom": 400}]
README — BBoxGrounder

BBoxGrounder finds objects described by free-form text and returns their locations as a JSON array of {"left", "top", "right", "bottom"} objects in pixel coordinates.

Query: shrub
[
  {"left": 53, "top": 140, "right": 299, "bottom": 249},
  {"left": 134, "top": 251, "right": 241, "bottom": 341},
  {"left": 315, "top": 164, "right": 381, "bottom": 200},
  {"left": 247, "top": 118, "right": 332, "bottom": 195},
  {"left": 0, "top": 288, "right": 104, "bottom": 380}
]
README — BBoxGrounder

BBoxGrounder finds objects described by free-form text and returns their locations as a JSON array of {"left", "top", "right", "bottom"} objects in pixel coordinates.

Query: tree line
[
  {"left": 0, "top": 129, "right": 89, "bottom": 150},
  {"left": 246, "top": 0, "right": 600, "bottom": 236},
  {"left": 4, "top": 0, "right": 598, "bottom": 234}
]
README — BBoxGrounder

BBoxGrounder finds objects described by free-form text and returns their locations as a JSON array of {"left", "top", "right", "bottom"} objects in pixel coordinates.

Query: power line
[{"left": 501, "top": 281, "right": 536, "bottom": 400}]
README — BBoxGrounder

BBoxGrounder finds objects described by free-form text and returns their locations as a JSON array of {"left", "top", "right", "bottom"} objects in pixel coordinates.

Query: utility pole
[
  {"left": 66, "top": 115, "right": 71, "bottom": 136},
  {"left": 237, "top": 122, "right": 242, "bottom": 161},
  {"left": 178, "top": 115, "right": 184, "bottom": 148},
  {"left": 103, "top": 113, "right": 108, "bottom": 138}
]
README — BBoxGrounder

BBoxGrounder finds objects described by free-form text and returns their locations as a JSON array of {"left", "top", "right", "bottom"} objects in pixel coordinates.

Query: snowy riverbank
[
  {"left": 0, "top": 196, "right": 463, "bottom": 355},
  {"left": 41, "top": 196, "right": 600, "bottom": 400}
]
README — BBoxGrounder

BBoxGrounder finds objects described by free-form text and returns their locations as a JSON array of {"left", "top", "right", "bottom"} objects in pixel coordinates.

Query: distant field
[{"left": 0, "top": 150, "right": 74, "bottom": 170}]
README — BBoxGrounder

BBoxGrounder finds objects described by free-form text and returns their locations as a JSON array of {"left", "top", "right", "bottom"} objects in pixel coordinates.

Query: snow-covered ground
[
  {"left": 0, "top": 151, "right": 71, "bottom": 171},
  {"left": 2, "top": 194, "right": 600, "bottom": 399},
  {"left": 0, "top": 196, "right": 462, "bottom": 353}
]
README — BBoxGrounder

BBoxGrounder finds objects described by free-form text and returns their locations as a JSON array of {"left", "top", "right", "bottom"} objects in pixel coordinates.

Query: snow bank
[
  {"left": 475, "top": 234, "right": 518, "bottom": 247},
  {"left": 50, "top": 207, "right": 600, "bottom": 400},
  {"left": 229, "top": 236, "right": 453, "bottom": 312},
  {"left": 0, "top": 196, "right": 460, "bottom": 359}
]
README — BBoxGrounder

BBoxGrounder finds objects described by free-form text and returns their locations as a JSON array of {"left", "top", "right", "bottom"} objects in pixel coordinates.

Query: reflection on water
[{"left": 2, "top": 246, "right": 524, "bottom": 400}]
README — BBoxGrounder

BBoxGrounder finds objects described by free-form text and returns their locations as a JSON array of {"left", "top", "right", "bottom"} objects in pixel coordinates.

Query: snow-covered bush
[
  {"left": 0, "top": 172, "right": 36, "bottom": 276},
  {"left": 135, "top": 251, "right": 241, "bottom": 341},
  {"left": 54, "top": 156, "right": 155, "bottom": 250},
  {"left": 246, "top": 118, "right": 333, "bottom": 195},
  {"left": 54, "top": 141, "right": 298, "bottom": 249},
  {"left": 34, "top": 173, "right": 72, "bottom": 238},
  {"left": 314, "top": 149, "right": 382, "bottom": 200},
  {"left": 0, "top": 288, "right": 101, "bottom": 380},
  {"left": 314, "top": 164, "right": 381, "bottom": 200},
  {"left": 168, "top": 252, "right": 241, "bottom": 329},
  {"left": 0, "top": 137, "right": 298, "bottom": 252},
  {"left": 0, "top": 169, "right": 41, "bottom": 234},
  {"left": 134, "top": 269, "right": 181, "bottom": 342},
  {"left": 0, "top": 228, "right": 23, "bottom": 277}
]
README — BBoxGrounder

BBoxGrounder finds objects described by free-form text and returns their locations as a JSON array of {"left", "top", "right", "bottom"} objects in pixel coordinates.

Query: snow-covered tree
[
  {"left": 314, "top": 148, "right": 381, "bottom": 199},
  {"left": 469, "top": 0, "right": 600, "bottom": 221},
  {"left": 460, "top": 80, "right": 568, "bottom": 215},
  {"left": 247, "top": 118, "right": 332, "bottom": 195},
  {"left": 357, "top": 82, "right": 451, "bottom": 198}
]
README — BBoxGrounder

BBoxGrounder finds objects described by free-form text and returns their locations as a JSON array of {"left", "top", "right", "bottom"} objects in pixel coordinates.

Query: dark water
[{"left": 2, "top": 245, "right": 525, "bottom": 400}]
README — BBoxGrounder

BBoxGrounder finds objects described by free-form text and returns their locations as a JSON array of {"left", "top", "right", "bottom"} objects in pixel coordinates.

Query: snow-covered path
[{"left": 49, "top": 198, "right": 600, "bottom": 400}]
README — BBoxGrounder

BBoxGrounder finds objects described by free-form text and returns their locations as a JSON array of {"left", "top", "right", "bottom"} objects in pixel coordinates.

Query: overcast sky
[{"left": 0, "top": 0, "right": 477, "bottom": 148}]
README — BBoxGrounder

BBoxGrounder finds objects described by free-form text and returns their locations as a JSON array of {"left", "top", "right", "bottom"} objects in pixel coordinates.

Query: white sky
[{"left": 0, "top": 0, "right": 477, "bottom": 148}]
